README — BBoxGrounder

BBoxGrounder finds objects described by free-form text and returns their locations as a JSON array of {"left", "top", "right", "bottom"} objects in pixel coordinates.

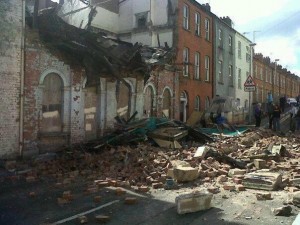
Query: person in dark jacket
[
  {"left": 272, "top": 104, "right": 281, "bottom": 132},
  {"left": 266, "top": 102, "right": 274, "bottom": 129},
  {"left": 254, "top": 103, "right": 262, "bottom": 127}
]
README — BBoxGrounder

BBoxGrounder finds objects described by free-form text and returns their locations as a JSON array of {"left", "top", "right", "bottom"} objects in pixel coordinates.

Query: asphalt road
[{"left": 0, "top": 173, "right": 298, "bottom": 225}]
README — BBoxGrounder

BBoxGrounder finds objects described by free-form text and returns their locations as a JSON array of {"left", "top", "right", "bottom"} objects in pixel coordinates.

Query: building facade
[
  {"left": 0, "top": 0, "right": 24, "bottom": 158},
  {"left": 234, "top": 32, "right": 251, "bottom": 109}
]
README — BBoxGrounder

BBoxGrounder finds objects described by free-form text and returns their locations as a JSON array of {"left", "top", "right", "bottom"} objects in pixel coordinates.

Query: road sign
[
  {"left": 244, "top": 86, "right": 256, "bottom": 92},
  {"left": 244, "top": 75, "right": 256, "bottom": 87}
]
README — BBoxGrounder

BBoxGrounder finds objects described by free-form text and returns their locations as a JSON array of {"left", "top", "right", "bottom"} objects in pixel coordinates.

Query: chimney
[
  {"left": 222, "top": 16, "right": 232, "bottom": 27},
  {"left": 202, "top": 3, "right": 211, "bottom": 12}
]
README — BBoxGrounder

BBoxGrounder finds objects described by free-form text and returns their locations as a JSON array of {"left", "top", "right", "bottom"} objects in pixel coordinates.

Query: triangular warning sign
[{"left": 244, "top": 75, "right": 256, "bottom": 87}]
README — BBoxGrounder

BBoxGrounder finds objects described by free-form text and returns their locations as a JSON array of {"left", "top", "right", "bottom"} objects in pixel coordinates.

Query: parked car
[
  {"left": 201, "top": 96, "right": 246, "bottom": 125},
  {"left": 287, "top": 98, "right": 298, "bottom": 106}
]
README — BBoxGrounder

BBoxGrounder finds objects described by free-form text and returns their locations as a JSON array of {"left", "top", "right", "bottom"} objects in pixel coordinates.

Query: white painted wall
[
  {"left": 118, "top": 0, "right": 173, "bottom": 47},
  {"left": 91, "top": 6, "right": 119, "bottom": 33},
  {"left": 151, "top": 0, "right": 169, "bottom": 26},
  {"left": 118, "top": 0, "right": 134, "bottom": 32},
  {"left": 235, "top": 32, "right": 251, "bottom": 109},
  {"left": 57, "top": 0, "right": 91, "bottom": 29},
  {"left": 151, "top": 30, "right": 173, "bottom": 47}
]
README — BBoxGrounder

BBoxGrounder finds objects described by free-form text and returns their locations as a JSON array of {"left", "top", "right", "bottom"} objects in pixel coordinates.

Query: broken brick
[
  {"left": 95, "top": 215, "right": 110, "bottom": 223},
  {"left": 152, "top": 182, "right": 163, "bottom": 189},
  {"left": 223, "top": 183, "right": 235, "bottom": 191},
  {"left": 115, "top": 188, "right": 126, "bottom": 196},
  {"left": 94, "top": 196, "right": 101, "bottom": 203},
  {"left": 124, "top": 197, "right": 137, "bottom": 205},
  {"left": 236, "top": 184, "right": 246, "bottom": 191}
]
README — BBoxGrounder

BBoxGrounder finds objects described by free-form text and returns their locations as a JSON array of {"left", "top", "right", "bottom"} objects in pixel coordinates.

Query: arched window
[
  {"left": 205, "top": 96, "right": 210, "bottom": 110},
  {"left": 41, "top": 73, "right": 63, "bottom": 132},
  {"left": 180, "top": 91, "right": 188, "bottom": 122},
  {"left": 194, "top": 96, "right": 200, "bottom": 111},
  {"left": 162, "top": 88, "right": 172, "bottom": 118},
  {"left": 144, "top": 85, "right": 155, "bottom": 117}
]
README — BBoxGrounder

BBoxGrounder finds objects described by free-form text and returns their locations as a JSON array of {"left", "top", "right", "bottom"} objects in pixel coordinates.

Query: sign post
[{"left": 244, "top": 75, "right": 256, "bottom": 124}]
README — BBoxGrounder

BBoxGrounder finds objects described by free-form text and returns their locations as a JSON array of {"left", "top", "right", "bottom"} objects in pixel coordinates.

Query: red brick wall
[
  {"left": 24, "top": 31, "right": 85, "bottom": 155},
  {"left": 176, "top": 0, "right": 213, "bottom": 117},
  {"left": 147, "top": 68, "right": 180, "bottom": 119}
]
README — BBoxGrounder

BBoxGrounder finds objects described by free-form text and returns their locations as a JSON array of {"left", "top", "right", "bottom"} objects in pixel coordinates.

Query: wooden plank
[{"left": 186, "top": 111, "right": 203, "bottom": 127}]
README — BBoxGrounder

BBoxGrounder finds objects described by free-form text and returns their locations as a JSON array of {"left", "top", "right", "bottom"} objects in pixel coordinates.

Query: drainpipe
[{"left": 19, "top": 0, "right": 25, "bottom": 157}]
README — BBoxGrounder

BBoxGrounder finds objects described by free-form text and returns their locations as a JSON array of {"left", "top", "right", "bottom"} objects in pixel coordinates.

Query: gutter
[{"left": 19, "top": 0, "right": 25, "bottom": 157}]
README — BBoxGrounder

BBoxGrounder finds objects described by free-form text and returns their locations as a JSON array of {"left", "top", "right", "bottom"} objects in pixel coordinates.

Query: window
[
  {"left": 270, "top": 70, "right": 273, "bottom": 84},
  {"left": 238, "top": 41, "right": 241, "bottom": 58},
  {"left": 260, "top": 68, "right": 263, "bottom": 80},
  {"left": 229, "top": 35, "right": 232, "bottom": 52},
  {"left": 195, "top": 13, "right": 200, "bottom": 36},
  {"left": 183, "top": 4, "right": 189, "bottom": 30},
  {"left": 194, "top": 52, "right": 200, "bottom": 79},
  {"left": 205, "top": 55, "right": 210, "bottom": 81},
  {"left": 229, "top": 65, "right": 233, "bottom": 86},
  {"left": 238, "top": 68, "right": 242, "bottom": 89},
  {"left": 183, "top": 47, "right": 189, "bottom": 76},
  {"left": 135, "top": 12, "right": 148, "bottom": 28},
  {"left": 205, "top": 96, "right": 210, "bottom": 110},
  {"left": 205, "top": 18, "right": 210, "bottom": 40},
  {"left": 218, "top": 60, "right": 223, "bottom": 82},
  {"left": 218, "top": 29, "right": 223, "bottom": 47},
  {"left": 254, "top": 65, "right": 257, "bottom": 78},
  {"left": 194, "top": 96, "right": 200, "bottom": 111},
  {"left": 41, "top": 73, "right": 63, "bottom": 132}
]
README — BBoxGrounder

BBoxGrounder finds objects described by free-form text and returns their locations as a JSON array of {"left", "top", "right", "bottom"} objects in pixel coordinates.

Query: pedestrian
[
  {"left": 295, "top": 108, "right": 300, "bottom": 131},
  {"left": 254, "top": 103, "right": 262, "bottom": 127},
  {"left": 289, "top": 104, "right": 297, "bottom": 132},
  {"left": 279, "top": 96, "right": 286, "bottom": 113},
  {"left": 272, "top": 104, "right": 281, "bottom": 132},
  {"left": 266, "top": 102, "right": 274, "bottom": 129}
]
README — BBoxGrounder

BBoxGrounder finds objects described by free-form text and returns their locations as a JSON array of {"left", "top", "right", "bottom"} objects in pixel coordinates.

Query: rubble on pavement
[{"left": 2, "top": 120, "right": 300, "bottom": 218}]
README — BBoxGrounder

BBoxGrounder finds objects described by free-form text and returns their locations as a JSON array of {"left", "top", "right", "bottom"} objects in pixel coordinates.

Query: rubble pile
[{"left": 11, "top": 129, "right": 292, "bottom": 196}]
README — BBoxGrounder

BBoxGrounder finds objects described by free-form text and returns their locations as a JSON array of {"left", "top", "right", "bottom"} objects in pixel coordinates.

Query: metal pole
[
  {"left": 249, "top": 43, "right": 256, "bottom": 124},
  {"left": 249, "top": 48, "right": 252, "bottom": 124}
]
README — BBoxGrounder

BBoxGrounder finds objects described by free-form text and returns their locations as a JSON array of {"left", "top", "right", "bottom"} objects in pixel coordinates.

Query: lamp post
[
  {"left": 249, "top": 43, "right": 256, "bottom": 124},
  {"left": 274, "top": 59, "right": 280, "bottom": 100}
]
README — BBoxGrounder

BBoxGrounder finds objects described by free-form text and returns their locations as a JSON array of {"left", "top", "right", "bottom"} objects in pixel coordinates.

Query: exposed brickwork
[
  {"left": 146, "top": 68, "right": 180, "bottom": 120},
  {"left": 24, "top": 29, "right": 85, "bottom": 155},
  {"left": 0, "top": 0, "right": 23, "bottom": 158},
  {"left": 176, "top": 0, "right": 213, "bottom": 116}
]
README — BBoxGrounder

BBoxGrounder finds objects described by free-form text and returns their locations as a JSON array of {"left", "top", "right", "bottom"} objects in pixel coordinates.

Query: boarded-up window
[
  {"left": 162, "top": 89, "right": 172, "bottom": 118},
  {"left": 41, "top": 73, "right": 63, "bottom": 132},
  {"left": 84, "top": 87, "right": 98, "bottom": 140},
  {"left": 144, "top": 86, "right": 154, "bottom": 117},
  {"left": 116, "top": 81, "right": 130, "bottom": 120}
]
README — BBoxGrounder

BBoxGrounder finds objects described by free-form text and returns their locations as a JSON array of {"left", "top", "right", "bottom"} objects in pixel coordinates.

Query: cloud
[{"left": 198, "top": 0, "right": 300, "bottom": 76}]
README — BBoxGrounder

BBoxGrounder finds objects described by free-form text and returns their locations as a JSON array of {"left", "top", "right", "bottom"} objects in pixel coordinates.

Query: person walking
[
  {"left": 267, "top": 102, "right": 274, "bottom": 129},
  {"left": 272, "top": 104, "right": 281, "bottom": 132},
  {"left": 289, "top": 104, "right": 298, "bottom": 132},
  {"left": 295, "top": 108, "right": 300, "bottom": 131},
  {"left": 254, "top": 103, "right": 262, "bottom": 127},
  {"left": 279, "top": 96, "right": 286, "bottom": 113}
]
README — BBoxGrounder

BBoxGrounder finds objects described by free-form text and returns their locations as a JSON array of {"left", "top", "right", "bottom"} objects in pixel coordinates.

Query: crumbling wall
[
  {"left": 0, "top": 0, "right": 23, "bottom": 158},
  {"left": 24, "top": 30, "right": 86, "bottom": 155},
  {"left": 144, "top": 68, "right": 179, "bottom": 119}
]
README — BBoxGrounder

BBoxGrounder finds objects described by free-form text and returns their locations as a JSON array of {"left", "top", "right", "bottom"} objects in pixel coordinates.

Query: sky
[{"left": 197, "top": 0, "right": 300, "bottom": 76}]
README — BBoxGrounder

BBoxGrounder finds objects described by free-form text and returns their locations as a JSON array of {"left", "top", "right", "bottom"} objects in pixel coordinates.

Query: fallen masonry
[{"left": 2, "top": 122, "right": 300, "bottom": 221}]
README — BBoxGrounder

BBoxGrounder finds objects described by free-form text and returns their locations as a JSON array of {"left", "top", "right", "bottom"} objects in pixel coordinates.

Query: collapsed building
[{"left": 0, "top": 0, "right": 177, "bottom": 158}]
